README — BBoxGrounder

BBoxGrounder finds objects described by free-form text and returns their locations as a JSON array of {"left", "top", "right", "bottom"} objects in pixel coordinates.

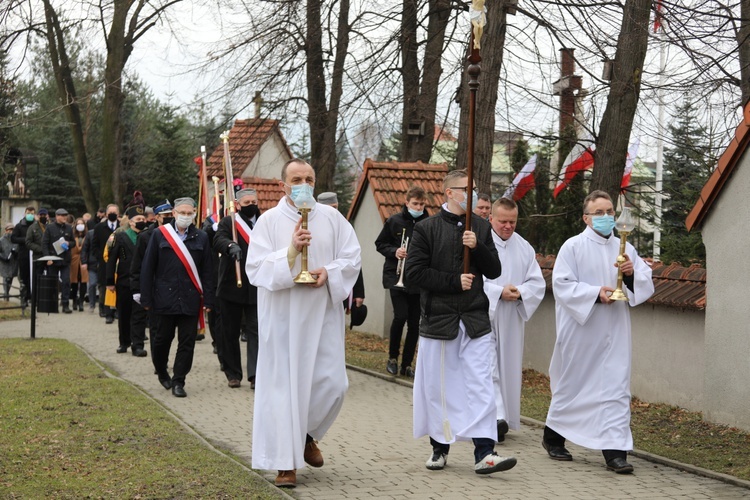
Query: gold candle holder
[
  {"left": 294, "top": 207, "right": 317, "bottom": 284},
  {"left": 609, "top": 207, "right": 636, "bottom": 301}
]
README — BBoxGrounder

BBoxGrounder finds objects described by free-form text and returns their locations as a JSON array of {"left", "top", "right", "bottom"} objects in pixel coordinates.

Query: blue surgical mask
[
  {"left": 459, "top": 190, "right": 479, "bottom": 213},
  {"left": 408, "top": 208, "right": 423, "bottom": 218},
  {"left": 289, "top": 183, "right": 315, "bottom": 206},
  {"left": 25, "top": 214, "right": 34, "bottom": 222},
  {"left": 591, "top": 214, "right": 615, "bottom": 235}
]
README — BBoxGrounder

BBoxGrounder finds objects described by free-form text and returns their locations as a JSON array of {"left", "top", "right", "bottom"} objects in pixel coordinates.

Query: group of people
[{"left": 4, "top": 158, "right": 654, "bottom": 489}]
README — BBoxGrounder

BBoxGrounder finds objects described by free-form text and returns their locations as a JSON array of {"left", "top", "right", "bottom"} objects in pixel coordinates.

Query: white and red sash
[
  {"left": 234, "top": 213, "right": 252, "bottom": 245},
  {"left": 159, "top": 224, "right": 206, "bottom": 331}
]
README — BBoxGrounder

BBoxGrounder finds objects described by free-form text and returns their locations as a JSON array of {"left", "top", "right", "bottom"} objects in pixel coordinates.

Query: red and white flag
[
  {"left": 503, "top": 154, "right": 537, "bottom": 201},
  {"left": 553, "top": 135, "right": 595, "bottom": 198},
  {"left": 654, "top": 0, "right": 663, "bottom": 33},
  {"left": 621, "top": 138, "right": 640, "bottom": 189}
]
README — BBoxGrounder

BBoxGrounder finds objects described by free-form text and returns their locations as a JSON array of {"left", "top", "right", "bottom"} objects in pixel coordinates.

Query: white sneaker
[
  {"left": 425, "top": 451, "right": 448, "bottom": 470},
  {"left": 474, "top": 452, "right": 517, "bottom": 474}
]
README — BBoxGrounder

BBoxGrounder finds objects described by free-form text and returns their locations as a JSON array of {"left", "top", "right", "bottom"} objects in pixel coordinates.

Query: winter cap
[
  {"left": 317, "top": 192, "right": 338, "bottom": 206},
  {"left": 174, "top": 197, "right": 196, "bottom": 208},
  {"left": 55, "top": 208, "right": 69, "bottom": 216},
  {"left": 125, "top": 206, "right": 145, "bottom": 219}
]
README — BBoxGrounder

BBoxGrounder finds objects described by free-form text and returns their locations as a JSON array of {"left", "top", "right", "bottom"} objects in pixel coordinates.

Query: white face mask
[{"left": 175, "top": 214, "right": 194, "bottom": 229}]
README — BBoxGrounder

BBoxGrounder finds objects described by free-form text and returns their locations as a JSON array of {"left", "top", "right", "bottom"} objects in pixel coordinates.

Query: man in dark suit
[
  {"left": 106, "top": 205, "right": 148, "bottom": 357},
  {"left": 42, "top": 208, "right": 75, "bottom": 313},
  {"left": 92, "top": 204, "right": 120, "bottom": 322}
]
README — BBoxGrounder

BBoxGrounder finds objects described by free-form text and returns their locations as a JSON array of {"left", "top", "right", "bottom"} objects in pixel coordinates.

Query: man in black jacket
[
  {"left": 141, "top": 197, "right": 214, "bottom": 398},
  {"left": 405, "top": 169, "right": 517, "bottom": 476},
  {"left": 80, "top": 228, "right": 98, "bottom": 312},
  {"left": 11, "top": 206, "right": 36, "bottom": 307},
  {"left": 106, "top": 206, "right": 148, "bottom": 356},
  {"left": 42, "top": 208, "right": 75, "bottom": 313},
  {"left": 375, "top": 185, "right": 428, "bottom": 377},
  {"left": 92, "top": 204, "right": 120, "bottom": 322},
  {"left": 213, "top": 188, "right": 260, "bottom": 389}
]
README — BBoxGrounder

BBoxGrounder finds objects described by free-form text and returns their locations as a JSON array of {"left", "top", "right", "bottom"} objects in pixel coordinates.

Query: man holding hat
[
  {"left": 140, "top": 197, "right": 214, "bottom": 398},
  {"left": 42, "top": 208, "right": 75, "bottom": 313},
  {"left": 213, "top": 188, "right": 261, "bottom": 389},
  {"left": 106, "top": 205, "right": 149, "bottom": 356}
]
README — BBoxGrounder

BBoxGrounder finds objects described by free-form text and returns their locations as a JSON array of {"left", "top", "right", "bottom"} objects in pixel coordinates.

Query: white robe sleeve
[
  {"left": 552, "top": 239, "right": 601, "bottom": 325},
  {"left": 483, "top": 279, "right": 504, "bottom": 317},
  {"left": 625, "top": 242, "right": 654, "bottom": 307},
  {"left": 515, "top": 249, "right": 546, "bottom": 321},
  {"left": 245, "top": 210, "right": 296, "bottom": 292},
  {"left": 323, "top": 213, "right": 362, "bottom": 304}
]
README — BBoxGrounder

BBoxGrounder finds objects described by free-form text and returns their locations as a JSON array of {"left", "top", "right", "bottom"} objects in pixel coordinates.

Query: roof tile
[
  {"left": 241, "top": 176, "right": 285, "bottom": 213},
  {"left": 206, "top": 119, "right": 290, "bottom": 179}
]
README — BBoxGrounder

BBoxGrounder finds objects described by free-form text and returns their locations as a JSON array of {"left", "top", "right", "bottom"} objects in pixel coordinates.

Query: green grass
[
  {"left": 0, "top": 299, "right": 26, "bottom": 321},
  {"left": 0, "top": 338, "right": 283, "bottom": 499},
  {"left": 346, "top": 328, "right": 750, "bottom": 481}
]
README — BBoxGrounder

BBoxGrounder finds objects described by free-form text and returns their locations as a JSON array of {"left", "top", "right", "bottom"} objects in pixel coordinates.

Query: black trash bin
[{"left": 37, "top": 274, "right": 59, "bottom": 313}]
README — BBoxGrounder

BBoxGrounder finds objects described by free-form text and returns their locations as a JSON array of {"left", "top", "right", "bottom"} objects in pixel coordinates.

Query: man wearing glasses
[
  {"left": 405, "top": 169, "right": 518, "bottom": 476},
  {"left": 140, "top": 197, "right": 215, "bottom": 398},
  {"left": 542, "top": 190, "right": 653, "bottom": 474}
]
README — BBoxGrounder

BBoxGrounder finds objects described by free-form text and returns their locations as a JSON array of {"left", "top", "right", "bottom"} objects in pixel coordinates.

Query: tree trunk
[
  {"left": 590, "top": 0, "right": 651, "bottom": 201},
  {"left": 737, "top": 0, "right": 750, "bottom": 106},
  {"left": 42, "top": 0, "right": 98, "bottom": 212},
  {"left": 456, "top": 1, "right": 508, "bottom": 194},
  {"left": 400, "top": 0, "right": 451, "bottom": 163}
]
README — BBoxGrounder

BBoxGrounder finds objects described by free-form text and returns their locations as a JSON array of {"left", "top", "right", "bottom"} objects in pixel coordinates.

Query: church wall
[
  {"left": 242, "top": 134, "right": 291, "bottom": 180},
  {"left": 701, "top": 149, "right": 750, "bottom": 431}
]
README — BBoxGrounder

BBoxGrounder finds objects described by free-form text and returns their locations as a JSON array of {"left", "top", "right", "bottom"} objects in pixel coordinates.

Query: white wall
[
  {"left": 351, "top": 191, "right": 392, "bottom": 337},
  {"left": 701, "top": 150, "right": 750, "bottom": 431},
  {"left": 242, "top": 134, "right": 291, "bottom": 180}
]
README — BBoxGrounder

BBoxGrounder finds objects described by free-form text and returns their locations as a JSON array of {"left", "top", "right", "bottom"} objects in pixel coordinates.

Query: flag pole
[{"left": 464, "top": 0, "right": 484, "bottom": 273}]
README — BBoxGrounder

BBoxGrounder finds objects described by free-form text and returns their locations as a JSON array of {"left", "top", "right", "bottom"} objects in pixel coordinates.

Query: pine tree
[{"left": 658, "top": 97, "right": 712, "bottom": 266}]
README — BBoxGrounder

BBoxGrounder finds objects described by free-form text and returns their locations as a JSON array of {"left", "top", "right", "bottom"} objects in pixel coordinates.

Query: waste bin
[{"left": 37, "top": 274, "right": 59, "bottom": 313}]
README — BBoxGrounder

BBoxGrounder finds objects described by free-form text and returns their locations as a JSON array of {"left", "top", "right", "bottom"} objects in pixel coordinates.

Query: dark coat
[
  {"left": 129, "top": 223, "right": 157, "bottom": 294},
  {"left": 106, "top": 230, "right": 137, "bottom": 288},
  {"left": 213, "top": 213, "right": 258, "bottom": 304},
  {"left": 11, "top": 218, "right": 32, "bottom": 262},
  {"left": 92, "top": 220, "right": 118, "bottom": 264},
  {"left": 80, "top": 229, "right": 98, "bottom": 273},
  {"left": 140, "top": 222, "right": 215, "bottom": 315},
  {"left": 374, "top": 205, "right": 429, "bottom": 293},
  {"left": 42, "top": 221, "right": 74, "bottom": 266},
  {"left": 404, "top": 209, "right": 500, "bottom": 341},
  {"left": 25, "top": 221, "right": 47, "bottom": 261}
]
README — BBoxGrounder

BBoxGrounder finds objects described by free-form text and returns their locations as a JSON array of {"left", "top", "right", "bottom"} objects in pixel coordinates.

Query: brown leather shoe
[
  {"left": 304, "top": 440, "right": 324, "bottom": 468},
  {"left": 275, "top": 470, "right": 296, "bottom": 488},
  {"left": 228, "top": 379, "right": 241, "bottom": 388}
]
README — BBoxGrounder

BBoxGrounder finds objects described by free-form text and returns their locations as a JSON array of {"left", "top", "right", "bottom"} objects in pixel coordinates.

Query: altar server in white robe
[
  {"left": 543, "top": 190, "right": 653, "bottom": 474},
  {"left": 484, "top": 197, "right": 545, "bottom": 441},
  {"left": 406, "top": 169, "right": 517, "bottom": 476},
  {"left": 246, "top": 159, "right": 361, "bottom": 489}
]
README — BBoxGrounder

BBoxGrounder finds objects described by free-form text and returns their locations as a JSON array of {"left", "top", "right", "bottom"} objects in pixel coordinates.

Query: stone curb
[{"left": 346, "top": 363, "right": 750, "bottom": 492}]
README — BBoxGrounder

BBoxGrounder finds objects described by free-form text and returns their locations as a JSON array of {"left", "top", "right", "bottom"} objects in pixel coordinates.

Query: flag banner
[
  {"left": 503, "top": 154, "right": 537, "bottom": 201},
  {"left": 621, "top": 138, "right": 640, "bottom": 189},
  {"left": 553, "top": 136, "right": 595, "bottom": 198}
]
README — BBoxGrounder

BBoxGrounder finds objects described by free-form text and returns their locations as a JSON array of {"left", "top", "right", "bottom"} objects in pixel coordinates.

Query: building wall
[
  {"left": 701, "top": 151, "right": 750, "bottom": 431},
  {"left": 242, "top": 134, "right": 291, "bottom": 180},
  {"left": 523, "top": 297, "right": 707, "bottom": 416},
  {"left": 351, "top": 191, "right": 392, "bottom": 337}
]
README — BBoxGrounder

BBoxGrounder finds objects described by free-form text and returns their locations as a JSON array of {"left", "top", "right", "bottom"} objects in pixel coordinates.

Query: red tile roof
[
  {"left": 242, "top": 177, "right": 286, "bottom": 213},
  {"left": 347, "top": 159, "right": 449, "bottom": 222},
  {"left": 536, "top": 255, "right": 706, "bottom": 310},
  {"left": 206, "top": 118, "right": 292, "bottom": 179},
  {"left": 686, "top": 101, "right": 750, "bottom": 231}
]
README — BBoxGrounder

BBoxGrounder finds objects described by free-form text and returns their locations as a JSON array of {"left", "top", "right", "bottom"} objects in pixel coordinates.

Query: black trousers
[
  {"left": 47, "top": 265, "right": 70, "bottom": 305},
  {"left": 388, "top": 288, "right": 421, "bottom": 367},
  {"left": 544, "top": 425, "right": 626, "bottom": 461},
  {"left": 152, "top": 313, "right": 198, "bottom": 386},
  {"left": 18, "top": 254, "right": 30, "bottom": 303},
  {"left": 218, "top": 298, "right": 258, "bottom": 382},
  {"left": 115, "top": 283, "right": 147, "bottom": 349}
]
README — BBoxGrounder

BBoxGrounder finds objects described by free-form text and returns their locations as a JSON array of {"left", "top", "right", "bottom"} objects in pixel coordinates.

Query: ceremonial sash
[
  {"left": 159, "top": 224, "right": 205, "bottom": 331},
  {"left": 234, "top": 213, "right": 252, "bottom": 245}
]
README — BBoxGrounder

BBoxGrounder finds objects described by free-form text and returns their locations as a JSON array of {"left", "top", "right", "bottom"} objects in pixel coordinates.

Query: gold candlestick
[
  {"left": 609, "top": 207, "right": 636, "bottom": 301},
  {"left": 294, "top": 207, "right": 317, "bottom": 284}
]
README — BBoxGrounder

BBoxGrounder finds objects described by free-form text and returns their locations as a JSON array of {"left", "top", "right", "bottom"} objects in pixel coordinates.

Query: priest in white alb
[
  {"left": 483, "top": 197, "right": 545, "bottom": 442},
  {"left": 246, "top": 159, "right": 361, "bottom": 489},
  {"left": 543, "top": 190, "right": 653, "bottom": 474}
]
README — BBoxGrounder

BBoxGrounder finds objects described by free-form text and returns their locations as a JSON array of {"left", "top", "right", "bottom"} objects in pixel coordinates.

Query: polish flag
[
  {"left": 654, "top": 0, "right": 663, "bottom": 33},
  {"left": 503, "top": 154, "right": 537, "bottom": 201},
  {"left": 621, "top": 138, "right": 640, "bottom": 189},
  {"left": 553, "top": 136, "right": 595, "bottom": 198}
]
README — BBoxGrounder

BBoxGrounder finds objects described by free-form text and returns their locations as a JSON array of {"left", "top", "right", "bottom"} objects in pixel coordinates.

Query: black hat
[
  {"left": 350, "top": 303, "right": 368, "bottom": 328},
  {"left": 38, "top": 208, "right": 49, "bottom": 215},
  {"left": 125, "top": 206, "right": 145, "bottom": 219}
]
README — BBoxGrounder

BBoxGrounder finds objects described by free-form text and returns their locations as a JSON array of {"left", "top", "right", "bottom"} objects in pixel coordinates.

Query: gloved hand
[
  {"left": 212, "top": 222, "right": 219, "bottom": 232},
  {"left": 61, "top": 242, "right": 69, "bottom": 251},
  {"left": 227, "top": 244, "right": 242, "bottom": 262},
  {"left": 132, "top": 293, "right": 141, "bottom": 304}
]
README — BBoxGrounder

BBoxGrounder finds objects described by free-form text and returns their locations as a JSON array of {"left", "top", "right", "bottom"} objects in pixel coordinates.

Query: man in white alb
[
  {"left": 484, "top": 197, "right": 545, "bottom": 442},
  {"left": 543, "top": 190, "right": 653, "bottom": 474},
  {"left": 246, "top": 158, "right": 361, "bottom": 488}
]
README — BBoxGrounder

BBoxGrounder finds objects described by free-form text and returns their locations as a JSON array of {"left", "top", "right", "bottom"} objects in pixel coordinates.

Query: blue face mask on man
[
  {"left": 459, "top": 190, "right": 479, "bottom": 213},
  {"left": 408, "top": 208, "right": 423, "bottom": 218},
  {"left": 591, "top": 214, "right": 616, "bottom": 235},
  {"left": 289, "top": 183, "right": 315, "bottom": 207}
]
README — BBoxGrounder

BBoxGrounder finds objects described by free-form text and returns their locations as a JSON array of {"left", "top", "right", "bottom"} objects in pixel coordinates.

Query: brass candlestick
[
  {"left": 294, "top": 207, "right": 317, "bottom": 284},
  {"left": 609, "top": 207, "right": 636, "bottom": 301}
]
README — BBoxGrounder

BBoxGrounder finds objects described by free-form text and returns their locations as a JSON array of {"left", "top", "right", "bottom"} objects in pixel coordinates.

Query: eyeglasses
[
  {"left": 174, "top": 210, "right": 195, "bottom": 217},
  {"left": 450, "top": 186, "right": 478, "bottom": 193},
  {"left": 585, "top": 209, "right": 616, "bottom": 217}
]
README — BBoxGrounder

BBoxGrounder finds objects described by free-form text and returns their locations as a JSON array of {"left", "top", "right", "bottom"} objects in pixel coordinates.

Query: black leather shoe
[
  {"left": 105, "top": 316, "right": 114, "bottom": 324},
  {"left": 606, "top": 457, "right": 634, "bottom": 474},
  {"left": 386, "top": 358, "right": 398, "bottom": 375},
  {"left": 99, "top": 309, "right": 106, "bottom": 318},
  {"left": 241, "top": 332, "right": 247, "bottom": 342},
  {"left": 542, "top": 439, "right": 573, "bottom": 461},
  {"left": 116, "top": 345, "right": 129, "bottom": 354},
  {"left": 172, "top": 385, "right": 187, "bottom": 398},
  {"left": 132, "top": 348, "right": 147, "bottom": 357},
  {"left": 159, "top": 377, "right": 172, "bottom": 390},
  {"left": 196, "top": 334, "right": 205, "bottom": 341},
  {"left": 62, "top": 306, "right": 72, "bottom": 314},
  {"left": 497, "top": 419, "right": 509, "bottom": 443}
]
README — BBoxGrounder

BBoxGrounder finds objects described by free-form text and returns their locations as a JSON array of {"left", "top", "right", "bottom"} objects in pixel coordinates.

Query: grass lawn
[
  {"left": 0, "top": 338, "right": 283, "bottom": 499},
  {"left": 346, "top": 328, "right": 750, "bottom": 481}
]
